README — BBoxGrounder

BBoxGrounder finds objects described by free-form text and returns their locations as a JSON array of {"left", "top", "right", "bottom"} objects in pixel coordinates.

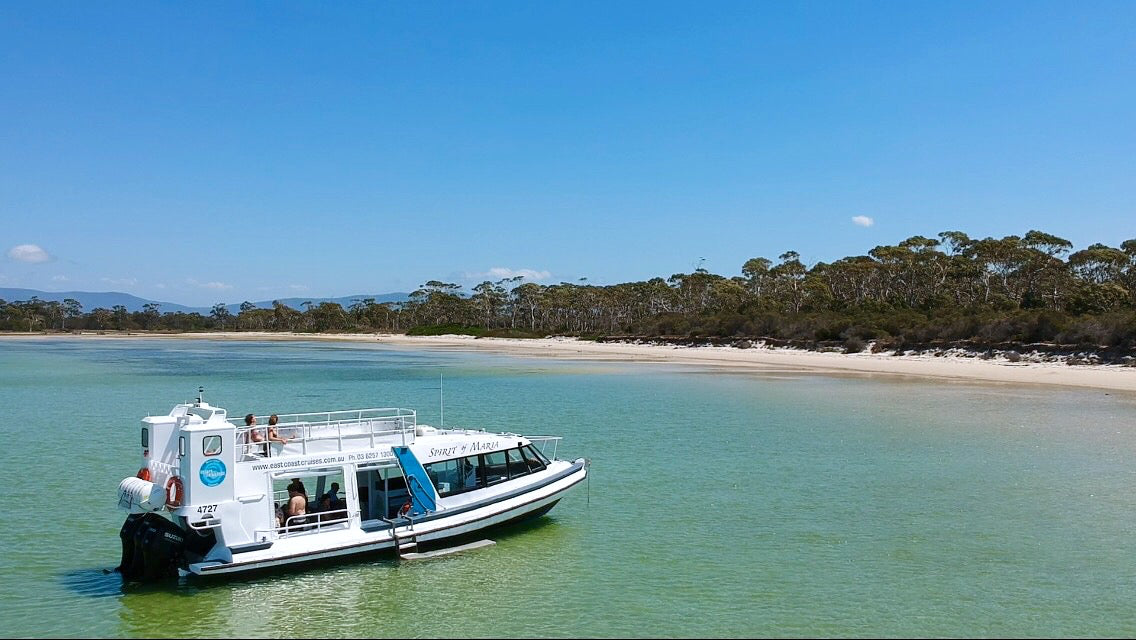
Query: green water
[{"left": 2, "top": 339, "right": 1135, "bottom": 638}]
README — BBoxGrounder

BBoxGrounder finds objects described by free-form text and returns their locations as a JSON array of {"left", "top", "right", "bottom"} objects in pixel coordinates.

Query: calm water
[{"left": 1, "top": 338, "right": 1135, "bottom": 638}]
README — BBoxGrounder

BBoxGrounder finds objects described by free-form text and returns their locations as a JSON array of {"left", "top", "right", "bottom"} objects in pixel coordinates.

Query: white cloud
[
  {"left": 851, "top": 216, "right": 875, "bottom": 227},
  {"left": 7, "top": 244, "right": 52, "bottom": 263},
  {"left": 466, "top": 267, "right": 552, "bottom": 282},
  {"left": 186, "top": 278, "right": 233, "bottom": 291},
  {"left": 289, "top": 284, "right": 310, "bottom": 292},
  {"left": 51, "top": 275, "right": 69, "bottom": 282},
  {"left": 101, "top": 277, "right": 138, "bottom": 286}
]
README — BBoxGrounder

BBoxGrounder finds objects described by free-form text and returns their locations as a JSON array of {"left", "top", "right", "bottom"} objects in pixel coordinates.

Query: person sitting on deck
[
  {"left": 245, "top": 414, "right": 268, "bottom": 457},
  {"left": 267, "top": 414, "right": 291, "bottom": 447},
  {"left": 322, "top": 482, "right": 341, "bottom": 509},
  {"left": 282, "top": 486, "right": 307, "bottom": 530}
]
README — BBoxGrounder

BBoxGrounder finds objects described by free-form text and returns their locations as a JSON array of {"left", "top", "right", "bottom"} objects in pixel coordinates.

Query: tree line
[{"left": 3, "top": 230, "right": 1135, "bottom": 354}]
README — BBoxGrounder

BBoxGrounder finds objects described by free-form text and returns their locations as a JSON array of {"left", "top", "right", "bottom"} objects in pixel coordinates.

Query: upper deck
[{"left": 230, "top": 408, "right": 419, "bottom": 461}]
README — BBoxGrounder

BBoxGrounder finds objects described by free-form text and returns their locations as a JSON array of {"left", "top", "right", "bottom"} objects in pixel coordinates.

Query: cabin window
[
  {"left": 483, "top": 451, "right": 508, "bottom": 485},
  {"left": 141, "top": 428, "right": 149, "bottom": 448},
  {"left": 459, "top": 455, "right": 482, "bottom": 491},
  {"left": 178, "top": 436, "right": 186, "bottom": 457},
  {"left": 507, "top": 448, "right": 528, "bottom": 479},
  {"left": 202, "top": 435, "right": 222, "bottom": 456},
  {"left": 272, "top": 469, "right": 348, "bottom": 534},
  {"left": 423, "top": 455, "right": 484, "bottom": 497},
  {"left": 522, "top": 445, "right": 547, "bottom": 472}
]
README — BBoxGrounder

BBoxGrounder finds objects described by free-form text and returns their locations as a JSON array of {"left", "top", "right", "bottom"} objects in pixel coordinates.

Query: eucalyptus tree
[
  {"left": 272, "top": 300, "right": 302, "bottom": 332},
  {"left": 471, "top": 280, "right": 508, "bottom": 330},
  {"left": 512, "top": 282, "right": 545, "bottom": 331},
  {"left": 309, "top": 302, "right": 348, "bottom": 332},
  {"left": 140, "top": 303, "right": 161, "bottom": 330},
  {"left": 210, "top": 303, "right": 232, "bottom": 331},
  {"left": 1018, "top": 230, "right": 1074, "bottom": 308},
  {"left": 112, "top": 305, "right": 131, "bottom": 330},
  {"left": 410, "top": 281, "right": 465, "bottom": 326},
  {"left": 349, "top": 298, "right": 378, "bottom": 330},
  {"left": 89, "top": 307, "right": 114, "bottom": 330},
  {"left": 770, "top": 251, "right": 808, "bottom": 313},
  {"left": 741, "top": 257, "right": 773, "bottom": 302},
  {"left": 62, "top": 298, "right": 83, "bottom": 330}
]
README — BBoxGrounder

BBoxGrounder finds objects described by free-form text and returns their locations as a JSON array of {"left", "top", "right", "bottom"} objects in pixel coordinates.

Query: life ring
[
  {"left": 136, "top": 467, "right": 151, "bottom": 482},
  {"left": 398, "top": 501, "right": 412, "bottom": 517},
  {"left": 165, "top": 476, "right": 184, "bottom": 508}
]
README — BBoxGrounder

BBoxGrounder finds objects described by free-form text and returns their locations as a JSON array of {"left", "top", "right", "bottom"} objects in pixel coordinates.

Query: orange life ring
[
  {"left": 398, "top": 501, "right": 412, "bottom": 517},
  {"left": 136, "top": 467, "right": 151, "bottom": 482},
  {"left": 165, "top": 476, "right": 184, "bottom": 508}
]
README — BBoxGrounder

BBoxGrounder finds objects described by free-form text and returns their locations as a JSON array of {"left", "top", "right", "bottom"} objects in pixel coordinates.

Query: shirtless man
[{"left": 284, "top": 486, "right": 307, "bottom": 529}]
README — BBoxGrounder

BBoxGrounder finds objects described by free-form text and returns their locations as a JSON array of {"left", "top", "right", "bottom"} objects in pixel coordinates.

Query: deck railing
[{"left": 233, "top": 408, "right": 417, "bottom": 458}]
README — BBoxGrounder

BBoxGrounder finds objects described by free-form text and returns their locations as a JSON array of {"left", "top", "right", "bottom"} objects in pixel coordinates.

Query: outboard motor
[
  {"left": 140, "top": 517, "right": 186, "bottom": 580},
  {"left": 116, "top": 514, "right": 146, "bottom": 579},
  {"left": 116, "top": 513, "right": 186, "bottom": 582}
]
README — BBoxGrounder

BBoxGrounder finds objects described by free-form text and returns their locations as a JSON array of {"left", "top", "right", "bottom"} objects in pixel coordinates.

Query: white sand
[{"left": 5, "top": 331, "right": 1135, "bottom": 393}]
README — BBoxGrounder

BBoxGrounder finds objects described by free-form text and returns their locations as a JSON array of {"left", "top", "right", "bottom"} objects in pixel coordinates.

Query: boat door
[{"left": 392, "top": 446, "right": 439, "bottom": 515}]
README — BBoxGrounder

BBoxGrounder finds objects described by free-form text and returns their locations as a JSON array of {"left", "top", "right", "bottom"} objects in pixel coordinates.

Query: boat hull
[{"left": 186, "top": 460, "right": 586, "bottom": 578}]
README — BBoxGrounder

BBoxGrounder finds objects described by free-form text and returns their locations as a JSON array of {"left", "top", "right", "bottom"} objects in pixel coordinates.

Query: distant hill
[
  {"left": 0, "top": 288, "right": 201, "bottom": 314},
  {"left": 0, "top": 288, "right": 410, "bottom": 314}
]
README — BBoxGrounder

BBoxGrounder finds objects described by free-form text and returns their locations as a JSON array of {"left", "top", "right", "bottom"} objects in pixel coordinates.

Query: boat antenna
[{"left": 439, "top": 372, "right": 444, "bottom": 428}]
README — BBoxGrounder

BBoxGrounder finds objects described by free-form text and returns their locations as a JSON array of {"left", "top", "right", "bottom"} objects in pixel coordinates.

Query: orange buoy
[
  {"left": 165, "top": 476, "right": 184, "bottom": 508},
  {"left": 136, "top": 467, "right": 151, "bottom": 482}
]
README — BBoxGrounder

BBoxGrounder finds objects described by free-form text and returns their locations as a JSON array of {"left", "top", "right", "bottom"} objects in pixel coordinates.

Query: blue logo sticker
[{"left": 199, "top": 458, "right": 227, "bottom": 487}]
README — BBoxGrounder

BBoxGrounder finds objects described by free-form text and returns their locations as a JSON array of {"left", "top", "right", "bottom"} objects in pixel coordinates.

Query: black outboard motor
[
  {"left": 116, "top": 513, "right": 187, "bottom": 582},
  {"left": 140, "top": 516, "right": 186, "bottom": 580},
  {"left": 116, "top": 514, "right": 146, "bottom": 579}
]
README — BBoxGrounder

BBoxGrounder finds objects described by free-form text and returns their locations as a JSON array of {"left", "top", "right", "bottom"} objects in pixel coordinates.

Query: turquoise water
[{"left": 2, "top": 338, "right": 1136, "bottom": 638}]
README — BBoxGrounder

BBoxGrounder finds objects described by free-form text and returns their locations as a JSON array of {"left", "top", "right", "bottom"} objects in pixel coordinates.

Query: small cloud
[
  {"left": 851, "top": 216, "right": 875, "bottom": 228},
  {"left": 101, "top": 277, "right": 138, "bottom": 286},
  {"left": 186, "top": 278, "right": 233, "bottom": 291},
  {"left": 51, "top": 275, "right": 69, "bottom": 282},
  {"left": 465, "top": 267, "right": 552, "bottom": 282},
  {"left": 7, "top": 244, "right": 52, "bottom": 263},
  {"left": 289, "top": 284, "right": 310, "bottom": 292}
]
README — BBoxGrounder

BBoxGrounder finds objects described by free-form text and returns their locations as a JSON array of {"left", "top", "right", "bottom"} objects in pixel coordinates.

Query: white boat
[{"left": 114, "top": 389, "right": 589, "bottom": 580}]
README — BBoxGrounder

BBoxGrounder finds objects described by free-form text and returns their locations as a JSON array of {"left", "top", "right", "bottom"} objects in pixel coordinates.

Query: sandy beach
[{"left": 4, "top": 330, "right": 1135, "bottom": 393}]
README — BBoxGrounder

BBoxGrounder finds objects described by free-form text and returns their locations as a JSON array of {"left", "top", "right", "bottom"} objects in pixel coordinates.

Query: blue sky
[{"left": 2, "top": 1, "right": 1134, "bottom": 307}]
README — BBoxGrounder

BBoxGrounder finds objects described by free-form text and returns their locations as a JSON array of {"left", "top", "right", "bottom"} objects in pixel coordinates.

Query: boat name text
[{"left": 429, "top": 441, "right": 498, "bottom": 458}]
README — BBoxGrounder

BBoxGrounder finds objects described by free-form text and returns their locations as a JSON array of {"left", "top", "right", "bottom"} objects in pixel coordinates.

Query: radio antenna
[{"left": 439, "top": 373, "right": 444, "bottom": 428}]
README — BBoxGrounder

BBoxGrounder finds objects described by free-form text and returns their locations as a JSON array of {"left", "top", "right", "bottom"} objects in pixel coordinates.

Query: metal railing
[
  {"left": 525, "top": 435, "right": 563, "bottom": 462},
  {"left": 273, "top": 508, "right": 354, "bottom": 536},
  {"left": 233, "top": 408, "right": 417, "bottom": 458}
]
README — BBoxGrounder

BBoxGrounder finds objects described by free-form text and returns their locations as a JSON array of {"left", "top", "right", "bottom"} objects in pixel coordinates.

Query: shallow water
[{"left": 2, "top": 338, "right": 1135, "bottom": 638}]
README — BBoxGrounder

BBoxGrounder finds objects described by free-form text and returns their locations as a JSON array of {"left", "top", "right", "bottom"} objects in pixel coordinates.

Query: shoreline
[{"left": 3, "top": 330, "right": 1135, "bottom": 393}]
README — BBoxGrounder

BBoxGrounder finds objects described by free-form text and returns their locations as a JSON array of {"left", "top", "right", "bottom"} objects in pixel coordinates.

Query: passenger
[
  {"left": 283, "top": 486, "right": 307, "bottom": 529},
  {"left": 287, "top": 478, "right": 307, "bottom": 499},
  {"left": 317, "top": 494, "right": 336, "bottom": 523},
  {"left": 267, "top": 414, "right": 291, "bottom": 446},
  {"left": 274, "top": 503, "right": 284, "bottom": 528},
  {"left": 323, "top": 482, "right": 341, "bottom": 509},
  {"left": 246, "top": 414, "right": 267, "bottom": 457}
]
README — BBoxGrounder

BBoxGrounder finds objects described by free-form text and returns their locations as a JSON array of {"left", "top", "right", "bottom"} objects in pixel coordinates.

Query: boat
[{"left": 114, "top": 389, "right": 589, "bottom": 580}]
